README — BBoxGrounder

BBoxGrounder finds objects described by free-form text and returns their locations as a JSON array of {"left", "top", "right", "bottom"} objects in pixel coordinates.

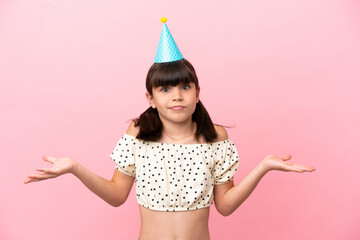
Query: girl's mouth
[{"left": 170, "top": 106, "right": 185, "bottom": 110}]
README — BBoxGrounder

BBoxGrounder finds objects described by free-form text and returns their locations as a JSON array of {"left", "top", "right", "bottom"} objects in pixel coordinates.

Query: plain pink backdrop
[{"left": 1, "top": 0, "right": 359, "bottom": 239}]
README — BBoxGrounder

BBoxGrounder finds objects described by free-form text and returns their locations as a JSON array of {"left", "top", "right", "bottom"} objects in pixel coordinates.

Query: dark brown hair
[{"left": 133, "top": 58, "right": 218, "bottom": 142}]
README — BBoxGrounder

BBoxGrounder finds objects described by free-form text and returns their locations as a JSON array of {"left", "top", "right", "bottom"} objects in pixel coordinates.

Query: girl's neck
[{"left": 160, "top": 120, "right": 198, "bottom": 144}]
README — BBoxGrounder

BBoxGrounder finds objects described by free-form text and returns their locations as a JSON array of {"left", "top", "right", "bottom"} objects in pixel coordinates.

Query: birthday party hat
[{"left": 154, "top": 17, "right": 183, "bottom": 63}]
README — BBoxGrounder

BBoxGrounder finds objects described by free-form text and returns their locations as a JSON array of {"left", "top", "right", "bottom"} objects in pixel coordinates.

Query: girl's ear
[
  {"left": 196, "top": 86, "right": 200, "bottom": 103},
  {"left": 146, "top": 91, "right": 156, "bottom": 109}
]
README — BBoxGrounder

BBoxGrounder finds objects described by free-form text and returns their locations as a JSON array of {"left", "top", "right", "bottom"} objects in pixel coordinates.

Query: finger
[
  {"left": 281, "top": 162, "right": 304, "bottom": 172},
  {"left": 285, "top": 165, "right": 304, "bottom": 173},
  {"left": 36, "top": 168, "right": 57, "bottom": 174},
  {"left": 292, "top": 164, "right": 316, "bottom": 172},
  {"left": 24, "top": 177, "right": 41, "bottom": 184},
  {"left": 25, "top": 177, "right": 49, "bottom": 183},
  {"left": 43, "top": 155, "right": 56, "bottom": 164},
  {"left": 280, "top": 154, "right": 292, "bottom": 161},
  {"left": 27, "top": 173, "right": 57, "bottom": 180},
  {"left": 24, "top": 178, "right": 32, "bottom": 184},
  {"left": 289, "top": 164, "right": 316, "bottom": 173},
  {"left": 300, "top": 167, "right": 316, "bottom": 172}
]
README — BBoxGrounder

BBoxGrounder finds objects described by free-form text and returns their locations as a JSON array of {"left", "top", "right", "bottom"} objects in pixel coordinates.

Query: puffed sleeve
[
  {"left": 212, "top": 139, "right": 240, "bottom": 185},
  {"left": 110, "top": 134, "right": 136, "bottom": 178}
]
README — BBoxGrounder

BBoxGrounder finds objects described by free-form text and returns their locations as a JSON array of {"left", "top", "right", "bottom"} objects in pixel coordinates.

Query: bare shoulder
[
  {"left": 213, "top": 124, "right": 229, "bottom": 142},
  {"left": 125, "top": 120, "right": 140, "bottom": 137}
]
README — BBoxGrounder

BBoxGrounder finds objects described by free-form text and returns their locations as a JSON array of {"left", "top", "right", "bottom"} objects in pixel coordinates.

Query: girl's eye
[
  {"left": 182, "top": 85, "right": 190, "bottom": 90},
  {"left": 161, "top": 87, "right": 169, "bottom": 92}
]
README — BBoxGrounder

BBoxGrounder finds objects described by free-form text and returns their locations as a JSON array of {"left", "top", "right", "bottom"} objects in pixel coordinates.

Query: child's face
[{"left": 146, "top": 82, "right": 200, "bottom": 124}]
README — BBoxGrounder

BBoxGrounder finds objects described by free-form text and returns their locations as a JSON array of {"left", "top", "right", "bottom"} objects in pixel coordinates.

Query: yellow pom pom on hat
[
  {"left": 160, "top": 17, "right": 167, "bottom": 23},
  {"left": 154, "top": 17, "right": 183, "bottom": 63}
]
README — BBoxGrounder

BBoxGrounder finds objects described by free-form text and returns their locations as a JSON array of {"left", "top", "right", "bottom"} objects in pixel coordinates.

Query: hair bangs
[
  {"left": 152, "top": 68, "right": 193, "bottom": 88},
  {"left": 146, "top": 59, "right": 198, "bottom": 95}
]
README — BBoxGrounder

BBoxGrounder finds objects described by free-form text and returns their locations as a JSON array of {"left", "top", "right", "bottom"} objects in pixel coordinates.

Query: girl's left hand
[{"left": 260, "top": 154, "right": 316, "bottom": 173}]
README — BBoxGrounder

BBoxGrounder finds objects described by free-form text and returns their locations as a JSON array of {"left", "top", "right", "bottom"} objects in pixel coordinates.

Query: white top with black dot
[{"left": 110, "top": 134, "right": 240, "bottom": 212}]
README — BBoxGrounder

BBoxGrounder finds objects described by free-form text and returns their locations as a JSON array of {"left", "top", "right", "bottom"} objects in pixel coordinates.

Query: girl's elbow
[
  {"left": 220, "top": 209, "right": 233, "bottom": 217},
  {"left": 108, "top": 198, "right": 125, "bottom": 207},
  {"left": 216, "top": 205, "right": 233, "bottom": 217},
  {"left": 111, "top": 202, "right": 125, "bottom": 207},
  {"left": 110, "top": 202, "right": 122, "bottom": 207}
]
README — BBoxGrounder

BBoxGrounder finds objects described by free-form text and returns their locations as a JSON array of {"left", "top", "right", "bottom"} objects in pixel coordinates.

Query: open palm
[
  {"left": 260, "top": 154, "right": 316, "bottom": 173},
  {"left": 24, "top": 155, "right": 76, "bottom": 184}
]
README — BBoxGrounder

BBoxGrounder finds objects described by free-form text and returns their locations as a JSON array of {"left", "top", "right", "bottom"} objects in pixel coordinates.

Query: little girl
[{"left": 24, "top": 17, "right": 315, "bottom": 240}]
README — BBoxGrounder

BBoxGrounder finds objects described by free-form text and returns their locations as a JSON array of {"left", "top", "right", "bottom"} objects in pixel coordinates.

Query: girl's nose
[{"left": 172, "top": 88, "right": 183, "bottom": 101}]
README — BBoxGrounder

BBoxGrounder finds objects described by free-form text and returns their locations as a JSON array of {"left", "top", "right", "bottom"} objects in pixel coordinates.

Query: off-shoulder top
[{"left": 110, "top": 134, "right": 240, "bottom": 212}]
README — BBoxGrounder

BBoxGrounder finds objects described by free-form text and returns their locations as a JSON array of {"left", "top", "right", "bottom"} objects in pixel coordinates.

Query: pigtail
[
  {"left": 134, "top": 107, "right": 163, "bottom": 141},
  {"left": 193, "top": 100, "right": 218, "bottom": 142}
]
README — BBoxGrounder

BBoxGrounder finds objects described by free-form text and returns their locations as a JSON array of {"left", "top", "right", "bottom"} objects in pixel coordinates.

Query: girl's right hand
[{"left": 24, "top": 155, "right": 77, "bottom": 184}]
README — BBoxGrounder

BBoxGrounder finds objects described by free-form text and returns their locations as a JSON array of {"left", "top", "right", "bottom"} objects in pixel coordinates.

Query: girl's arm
[
  {"left": 24, "top": 156, "right": 135, "bottom": 207},
  {"left": 213, "top": 154, "right": 316, "bottom": 216}
]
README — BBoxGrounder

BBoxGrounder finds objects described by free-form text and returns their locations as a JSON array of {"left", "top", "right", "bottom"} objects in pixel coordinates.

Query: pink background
[{"left": 1, "top": 0, "right": 359, "bottom": 239}]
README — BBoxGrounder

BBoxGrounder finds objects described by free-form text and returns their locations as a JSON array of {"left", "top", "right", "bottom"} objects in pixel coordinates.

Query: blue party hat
[{"left": 154, "top": 17, "right": 183, "bottom": 63}]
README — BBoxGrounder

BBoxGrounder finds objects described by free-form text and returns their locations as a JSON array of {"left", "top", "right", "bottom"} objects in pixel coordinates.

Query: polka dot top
[{"left": 110, "top": 134, "right": 240, "bottom": 212}]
